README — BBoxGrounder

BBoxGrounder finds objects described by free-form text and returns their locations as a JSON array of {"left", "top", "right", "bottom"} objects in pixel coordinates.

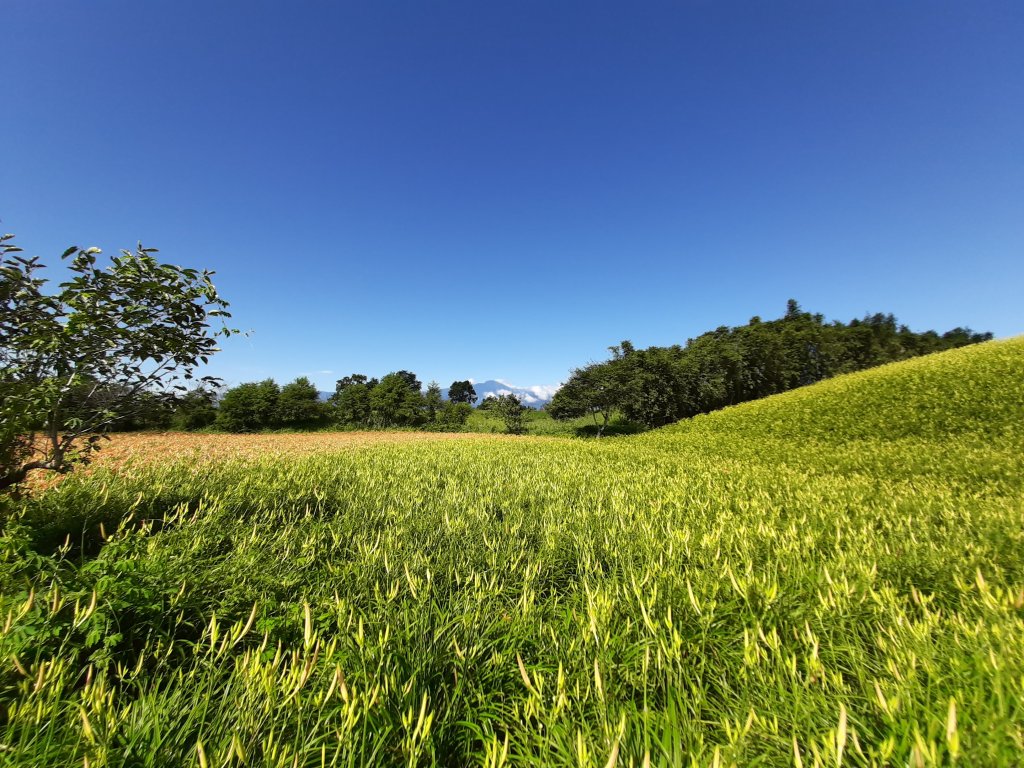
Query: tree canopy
[
  {"left": 214, "top": 370, "right": 475, "bottom": 433},
  {"left": 546, "top": 363, "right": 620, "bottom": 436},
  {"left": 215, "top": 380, "right": 280, "bottom": 433},
  {"left": 493, "top": 393, "right": 526, "bottom": 435},
  {"left": 0, "top": 234, "right": 234, "bottom": 490},
  {"left": 277, "top": 377, "right": 330, "bottom": 428},
  {"left": 549, "top": 300, "right": 993, "bottom": 430},
  {"left": 448, "top": 380, "right": 477, "bottom": 405}
]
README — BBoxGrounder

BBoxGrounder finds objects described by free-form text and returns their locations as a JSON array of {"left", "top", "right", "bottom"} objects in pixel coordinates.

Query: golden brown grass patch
[{"left": 23, "top": 430, "right": 516, "bottom": 492}]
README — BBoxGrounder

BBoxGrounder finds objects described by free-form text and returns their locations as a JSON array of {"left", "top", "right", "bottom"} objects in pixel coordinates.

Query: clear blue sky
[{"left": 4, "top": 1, "right": 1022, "bottom": 392}]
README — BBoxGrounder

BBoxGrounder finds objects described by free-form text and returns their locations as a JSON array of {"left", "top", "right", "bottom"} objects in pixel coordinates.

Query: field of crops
[{"left": 1, "top": 339, "right": 1022, "bottom": 766}]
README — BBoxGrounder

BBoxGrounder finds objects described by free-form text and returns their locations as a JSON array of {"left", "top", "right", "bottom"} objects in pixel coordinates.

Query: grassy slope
[
  {"left": 649, "top": 336, "right": 1024, "bottom": 497},
  {"left": 658, "top": 335, "right": 1023, "bottom": 442},
  {"left": 1, "top": 338, "right": 1022, "bottom": 766}
]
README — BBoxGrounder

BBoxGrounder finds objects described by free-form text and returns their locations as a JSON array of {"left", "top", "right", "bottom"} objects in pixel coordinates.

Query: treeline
[
  {"left": 120, "top": 374, "right": 489, "bottom": 433},
  {"left": 549, "top": 300, "right": 993, "bottom": 432},
  {"left": 321, "top": 372, "right": 476, "bottom": 431},
  {"left": 95, "top": 300, "right": 993, "bottom": 437}
]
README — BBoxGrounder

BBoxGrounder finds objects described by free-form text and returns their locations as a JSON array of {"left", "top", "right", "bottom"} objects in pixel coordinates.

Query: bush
[
  {"left": 434, "top": 402, "right": 472, "bottom": 431},
  {"left": 493, "top": 394, "right": 526, "bottom": 435}
]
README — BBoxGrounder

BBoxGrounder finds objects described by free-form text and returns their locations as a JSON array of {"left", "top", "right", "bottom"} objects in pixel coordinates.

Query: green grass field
[
  {"left": 1, "top": 339, "right": 1022, "bottom": 766},
  {"left": 465, "top": 408, "right": 641, "bottom": 437}
]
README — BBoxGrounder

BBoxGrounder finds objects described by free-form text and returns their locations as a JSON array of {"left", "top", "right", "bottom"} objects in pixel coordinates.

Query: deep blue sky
[{"left": 4, "top": 1, "right": 1022, "bottom": 391}]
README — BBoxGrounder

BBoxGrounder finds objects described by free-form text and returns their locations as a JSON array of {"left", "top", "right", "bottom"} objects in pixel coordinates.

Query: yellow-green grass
[{"left": 1, "top": 338, "right": 1022, "bottom": 766}]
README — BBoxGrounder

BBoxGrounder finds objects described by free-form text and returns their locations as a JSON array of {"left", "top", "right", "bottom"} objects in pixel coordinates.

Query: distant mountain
[
  {"left": 443, "top": 380, "right": 560, "bottom": 409},
  {"left": 319, "top": 382, "right": 562, "bottom": 409}
]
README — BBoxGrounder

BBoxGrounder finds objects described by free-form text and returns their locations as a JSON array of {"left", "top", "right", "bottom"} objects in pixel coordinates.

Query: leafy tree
[
  {"left": 370, "top": 373, "right": 424, "bottom": 427},
  {"left": 494, "top": 393, "right": 526, "bottom": 435},
  {"left": 546, "top": 387, "right": 586, "bottom": 421},
  {"left": 277, "top": 376, "right": 329, "bottom": 428},
  {"left": 548, "top": 362, "right": 622, "bottom": 436},
  {"left": 333, "top": 373, "right": 377, "bottom": 392},
  {"left": 424, "top": 381, "right": 444, "bottom": 422},
  {"left": 333, "top": 382, "right": 373, "bottom": 427},
  {"left": 0, "top": 234, "right": 233, "bottom": 491},
  {"left": 616, "top": 345, "right": 688, "bottom": 428},
  {"left": 394, "top": 370, "right": 422, "bottom": 393},
  {"left": 61, "top": 381, "right": 176, "bottom": 431},
  {"left": 171, "top": 388, "right": 218, "bottom": 431},
  {"left": 448, "top": 380, "right": 477, "bottom": 405},
  {"left": 330, "top": 372, "right": 378, "bottom": 427},
  {"left": 942, "top": 327, "right": 992, "bottom": 346},
  {"left": 435, "top": 402, "right": 472, "bottom": 431},
  {"left": 215, "top": 380, "right": 280, "bottom": 432}
]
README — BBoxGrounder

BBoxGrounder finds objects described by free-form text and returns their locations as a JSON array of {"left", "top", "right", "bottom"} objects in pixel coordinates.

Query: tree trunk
[{"left": 0, "top": 460, "right": 55, "bottom": 492}]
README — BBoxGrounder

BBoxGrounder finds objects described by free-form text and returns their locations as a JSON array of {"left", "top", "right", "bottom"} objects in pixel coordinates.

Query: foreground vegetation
[{"left": 1, "top": 339, "right": 1022, "bottom": 765}]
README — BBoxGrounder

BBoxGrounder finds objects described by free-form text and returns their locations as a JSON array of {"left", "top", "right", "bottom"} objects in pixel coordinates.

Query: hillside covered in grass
[
  {"left": 1, "top": 338, "right": 1022, "bottom": 766},
  {"left": 657, "top": 336, "right": 1023, "bottom": 442}
]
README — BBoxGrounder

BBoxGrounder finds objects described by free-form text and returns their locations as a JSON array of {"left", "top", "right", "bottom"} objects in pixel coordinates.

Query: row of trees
[
  {"left": 18, "top": 373, "right": 530, "bottom": 440},
  {"left": 328, "top": 373, "right": 473, "bottom": 430},
  {"left": 549, "top": 300, "right": 993, "bottom": 433},
  {"left": 54, "top": 369, "right": 532, "bottom": 435},
  {"left": 212, "top": 374, "right": 528, "bottom": 433},
  {"left": 142, "top": 375, "right": 487, "bottom": 433}
]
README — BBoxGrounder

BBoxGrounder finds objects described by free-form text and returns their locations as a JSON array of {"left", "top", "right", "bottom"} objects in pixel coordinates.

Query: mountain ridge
[
  {"left": 443, "top": 380, "right": 559, "bottom": 408},
  {"left": 318, "top": 379, "right": 561, "bottom": 408}
]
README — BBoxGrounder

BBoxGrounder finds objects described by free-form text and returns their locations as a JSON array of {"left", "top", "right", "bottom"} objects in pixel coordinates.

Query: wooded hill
[{"left": 549, "top": 299, "right": 992, "bottom": 432}]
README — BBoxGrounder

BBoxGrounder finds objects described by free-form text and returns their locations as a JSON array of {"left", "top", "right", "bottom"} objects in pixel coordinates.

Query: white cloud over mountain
[
  {"left": 494, "top": 380, "right": 561, "bottom": 402},
  {"left": 474, "top": 379, "right": 562, "bottom": 406}
]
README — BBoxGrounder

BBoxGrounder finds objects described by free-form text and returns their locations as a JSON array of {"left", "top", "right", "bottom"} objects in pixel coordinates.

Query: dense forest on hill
[{"left": 548, "top": 300, "right": 992, "bottom": 432}]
